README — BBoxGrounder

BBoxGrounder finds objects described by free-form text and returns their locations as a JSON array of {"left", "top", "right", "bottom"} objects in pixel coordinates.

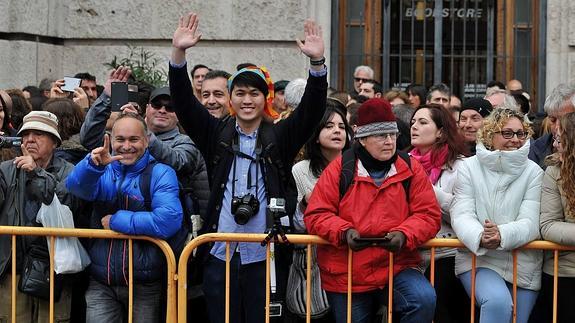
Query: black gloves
[
  {"left": 344, "top": 229, "right": 406, "bottom": 253},
  {"left": 345, "top": 228, "right": 370, "bottom": 251},
  {"left": 380, "top": 231, "right": 406, "bottom": 253}
]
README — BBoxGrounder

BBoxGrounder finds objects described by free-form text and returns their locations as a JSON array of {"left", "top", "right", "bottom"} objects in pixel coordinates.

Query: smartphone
[
  {"left": 111, "top": 82, "right": 129, "bottom": 112},
  {"left": 354, "top": 236, "right": 391, "bottom": 243},
  {"left": 61, "top": 77, "right": 81, "bottom": 92},
  {"left": 128, "top": 84, "right": 139, "bottom": 103}
]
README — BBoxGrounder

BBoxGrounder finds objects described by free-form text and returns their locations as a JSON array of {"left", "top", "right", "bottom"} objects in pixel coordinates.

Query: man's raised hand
[
  {"left": 13, "top": 145, "right": 37, "bottom": 172},
  {"left": 90, "top": 133, "right": 122, "bottom": 166},
  {"left": 103, "top": 67, "right": 131, "bottom": 97},
  {"left": 173, "top": 12, "right": 202, "bottom": 51},
  {"left": 296, "top": 19, "right": 325, "bottom": 60}
]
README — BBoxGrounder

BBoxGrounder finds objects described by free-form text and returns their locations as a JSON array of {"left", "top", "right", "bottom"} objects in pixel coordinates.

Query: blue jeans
[
  {"left": 326, "top": 268, "right": 436, "bottom": 323},
  {"left": 202, "top": 254, "right": 266, "bottom": 323},
  {"left": 459, "top": 267, "right": 538, "bottom": 323},
  {"left": 85, "top": 277, "right": 162, "bottom": 323}
]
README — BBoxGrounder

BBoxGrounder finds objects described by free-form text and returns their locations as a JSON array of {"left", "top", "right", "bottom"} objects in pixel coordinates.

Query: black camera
[
  {"left": 0, "top": 136, "right": 21, "bottom": 149},
  {"left": 231, "top": 194, "right": 260, "bottom": 225}
]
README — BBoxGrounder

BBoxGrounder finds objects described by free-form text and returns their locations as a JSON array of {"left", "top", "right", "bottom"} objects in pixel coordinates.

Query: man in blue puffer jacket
[{"left": 66, "top": 112, "right": 183, "bottom": 323}]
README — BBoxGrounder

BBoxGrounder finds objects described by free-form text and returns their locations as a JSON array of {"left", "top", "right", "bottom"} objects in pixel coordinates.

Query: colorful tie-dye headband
[{"left": 227, "top": 66, "right": 279, "bottom": 120}]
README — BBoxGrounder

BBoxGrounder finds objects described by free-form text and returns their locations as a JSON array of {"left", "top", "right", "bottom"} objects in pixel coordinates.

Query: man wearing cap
[
  {"left": 458, "top": 98, "right": 493, "bottom": 155},
  {"left": 201, "top": 69, "right": 232, "bottom": 118},
  {"left": 305, "top": 98, "right": 440, "bottom": 323},
  {"left": 170, "top": 13, "right": 327, "bottom": 323},
  {"left": 80, "top": 67, "right": 210, "bottom": 219},
  {"left": 0, "top": 111, "right": 82, "bottom": 322},
  {"left": 272, "top": 80, "right": 289, "bottom": 114}
]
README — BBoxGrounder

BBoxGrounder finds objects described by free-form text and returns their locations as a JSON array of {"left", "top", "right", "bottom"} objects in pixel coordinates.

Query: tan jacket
[{"left": 540, "top": 165, "right": 575, "bottom": 276}]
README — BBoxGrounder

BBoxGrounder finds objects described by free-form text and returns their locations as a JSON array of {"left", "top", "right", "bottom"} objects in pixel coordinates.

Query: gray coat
[
  {"left": 540, "top": 165, "right": 575, "bottom": 276},
  {"left": 0, "top": 156, "right": 80, "bottom": 277}
]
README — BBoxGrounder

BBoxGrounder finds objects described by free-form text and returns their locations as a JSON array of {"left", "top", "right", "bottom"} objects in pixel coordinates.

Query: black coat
[{"left": 169, "top": 64, "right": 327, "bottom": 236}]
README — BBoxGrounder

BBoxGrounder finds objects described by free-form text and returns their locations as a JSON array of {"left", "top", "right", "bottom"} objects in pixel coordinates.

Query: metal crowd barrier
[
  {"left": 0, "top": 226, "right": 177, "bottom": 323},
  {"left": 178, "top": 234, "right": 575, "bottom": 323}
]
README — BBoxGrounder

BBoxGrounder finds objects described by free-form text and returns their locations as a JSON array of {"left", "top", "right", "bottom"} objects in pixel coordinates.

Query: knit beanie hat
[
  {"left": 227, "top": 66, "right": 279, "bottom": 119},
  {"left": 461, "top": 98, "right": 493, "bottom": 118},
  {"left": 355, "top": 98, "right": 398, "bottom": 138}
]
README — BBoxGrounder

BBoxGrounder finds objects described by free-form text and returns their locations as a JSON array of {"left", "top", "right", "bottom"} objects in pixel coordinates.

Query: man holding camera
[
  {"left": 170, "top": 12, "right": 327, "bottom": 323},
  {"left": 0, "top": 111, "right": 82, "bottom": 322}
]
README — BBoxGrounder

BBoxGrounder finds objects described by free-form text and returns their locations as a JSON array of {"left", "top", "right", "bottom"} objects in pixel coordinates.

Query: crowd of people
[{"left": 0, "top": 10, "right": 574, "bottom": 323}]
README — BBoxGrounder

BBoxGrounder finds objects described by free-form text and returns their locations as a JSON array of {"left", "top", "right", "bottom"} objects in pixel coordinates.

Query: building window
[{"left": 331, "top": 0, "right": 545, "bottom": 111}]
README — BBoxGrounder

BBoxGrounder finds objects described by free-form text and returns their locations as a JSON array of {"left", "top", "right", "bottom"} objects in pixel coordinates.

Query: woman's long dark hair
[
  {"left": 411, "top": 104, "right": 469, "bottom": 167},
  {"left": 303, "top": 99, "right": 352, "bottom": 178}
]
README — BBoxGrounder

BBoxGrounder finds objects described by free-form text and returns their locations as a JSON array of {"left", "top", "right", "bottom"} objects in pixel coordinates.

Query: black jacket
[
  {"left": 0, "top": 156, "right": 81, "bottom": 278},
  {"left": 169, "top": 64, "right": 327, "bottom": 236},
  {"left": 528, "top": 133, "right": 553, "bottom": 170}
]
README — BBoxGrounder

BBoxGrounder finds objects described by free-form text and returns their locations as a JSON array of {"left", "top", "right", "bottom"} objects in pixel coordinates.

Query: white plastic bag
[{"left": 36, "top": 193, "right": 91, "bottom": 274}]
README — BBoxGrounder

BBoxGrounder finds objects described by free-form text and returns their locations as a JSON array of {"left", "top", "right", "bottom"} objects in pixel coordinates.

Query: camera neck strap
[{"left": 231, "top": 134, "right": 263, "bottom": 199}]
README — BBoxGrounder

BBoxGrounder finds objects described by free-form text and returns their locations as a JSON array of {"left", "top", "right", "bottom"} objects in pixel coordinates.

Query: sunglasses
[
  {"left": 496, "top": 130, "right": 527, "bottom": 140},
  {"left": 354, "top": 77, "right": 371, "bottom": 83},
  {"left": 150, "top": 101, "right": 175, "bottom": 113}
]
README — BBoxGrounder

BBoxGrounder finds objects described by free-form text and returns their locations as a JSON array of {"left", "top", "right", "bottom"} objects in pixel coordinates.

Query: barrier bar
[
  {"left": 225, "top": 242, "right": 230, "bottom": 323},
  {"left": 177, "top": 235, "right": 575, "bottom": 323},
  {"left": 128, "top": 239, "right": 134, "bottom": 323},
  {"left": 306, "top": 243, "right": 312, "bottom": 323},
  {"left": 388, "top": 252, "right": 394, "bottom": 322},
  {"left": 11, "top": 235, "right": 16, "bottom": 323},
  {"left": 512, "top": 250, "right": 518, "bottom": 323},
  {"left": 347, "top": 248, "right": 352, "bottom": 323},
  {"left": 553, "top": 249, "right": 559, "bottom": 323},
  {"left": 471, "top": 254, "right": 476, "bottom": 323},
  {"left": 49, "top": 235, "right": 55, "bottom": 323},
  {"left": 265, "top": 243, "right": 271, "bottom": 323},
  {"left": 0, "top": 226, "right": 177, "bottom": 323},
  {"left": 430, "top": 247, "right": 436, "bottom": 286}
]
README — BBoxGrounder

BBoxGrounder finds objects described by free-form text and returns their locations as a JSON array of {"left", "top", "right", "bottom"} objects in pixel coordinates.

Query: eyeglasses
[
  {"left": 150, "top": 101, "right": 175, "bottom": 113},
  {"left": 495, "top": 130, "right": 528, "bottom": 140},
  {"left": 354, "top": 77, "right": 371, "bottom": 83},
  {"left": 372, "top": 132, "right": 398, "bottom": 141}
]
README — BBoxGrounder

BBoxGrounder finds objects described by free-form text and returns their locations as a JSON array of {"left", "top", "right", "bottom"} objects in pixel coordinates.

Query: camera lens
[{"left": 234, "top": 205, "right": 254, "bottom": 225}]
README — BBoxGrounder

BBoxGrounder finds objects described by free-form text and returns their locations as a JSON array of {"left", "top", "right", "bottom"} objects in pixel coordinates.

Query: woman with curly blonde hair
[
  {"left": 451, "top": 108, "right": 543, "bottom": 323},
  {"left": 538, "top": 112, "right": 575, "bottom": 322}
]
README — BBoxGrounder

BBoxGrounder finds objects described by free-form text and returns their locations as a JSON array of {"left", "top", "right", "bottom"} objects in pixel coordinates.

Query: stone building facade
[
  {"left": 0, "top": 0, "right": 331, "bottom": 89},
  {"left": 0, "top": 0, "right": 573, "bottom": 109}
]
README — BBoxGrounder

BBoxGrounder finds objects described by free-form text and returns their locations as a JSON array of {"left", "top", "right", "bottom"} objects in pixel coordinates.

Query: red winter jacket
[{"left": 304, "top": 154, "right": 440, "bottom": 293}]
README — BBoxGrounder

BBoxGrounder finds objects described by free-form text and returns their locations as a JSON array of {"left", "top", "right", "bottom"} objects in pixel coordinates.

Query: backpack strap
[
  {"left": 211, "top": 117, "right": 236, "bottom": 174},
  {"left": 339, "top": 147, "right": 357, "bottom": 200},
  {"left": 397, "top": 151, "right": 412, "bottom": 202},
  {"left": 139, "top": 160, "right": 157, "bottom": 211},
  {"left": 338, "top": 149, "right": 412, "bottom": 202}
]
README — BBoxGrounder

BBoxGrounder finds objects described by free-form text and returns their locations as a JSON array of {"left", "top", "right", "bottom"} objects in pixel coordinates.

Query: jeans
[
  {"left": 459, "top": 267, "right": 538, "bottom": 323},
  {"left": 326, "top": 268, "right": 436, "bottom": 323},
  {"left": 85, "top": 277, "right": 162, "bottom": 323},
  {"left": 202, "top": 254, "right": 266, "bottom": 323}
]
